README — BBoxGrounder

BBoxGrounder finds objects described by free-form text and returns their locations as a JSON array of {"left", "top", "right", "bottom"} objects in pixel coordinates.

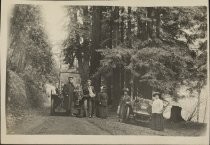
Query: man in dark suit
[{"left": 63, "top": 76, "right": 75, "bottom": 116}]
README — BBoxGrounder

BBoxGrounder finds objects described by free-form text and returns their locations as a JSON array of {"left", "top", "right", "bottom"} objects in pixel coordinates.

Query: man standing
[
  {"left": 63, "top": 76, "right": 75, "bottom": 116},
  {"left": 83, "top": 79, "right": 95, "bottom": 118}
]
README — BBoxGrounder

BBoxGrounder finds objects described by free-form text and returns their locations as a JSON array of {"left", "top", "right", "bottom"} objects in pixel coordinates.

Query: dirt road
[{"left": 7, "top": 108, "right": 206, "bottom": 136}]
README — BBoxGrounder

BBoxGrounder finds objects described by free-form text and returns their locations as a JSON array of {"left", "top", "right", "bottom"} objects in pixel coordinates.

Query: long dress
[
  {"left": 118, "top": 94, "right": 130, "bottom": 119},
  {"left": 151, "top": 113, "right": 164, "bottom": 131},
  {"left": 151, "top": 98, "right": 164, "bottom": 131},
  {"left": 98, "top": 92, "right": 108, "bottom": 118}
]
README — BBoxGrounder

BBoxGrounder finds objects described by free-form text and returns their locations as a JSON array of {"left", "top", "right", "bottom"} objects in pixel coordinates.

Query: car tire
[{"left": 123, "top": 106, "right": 130, "bottom": 122}]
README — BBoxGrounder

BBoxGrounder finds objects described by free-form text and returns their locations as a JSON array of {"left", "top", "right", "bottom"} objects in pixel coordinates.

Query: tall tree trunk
[
  {"left": 74, "top": 7, "right": 90, "bottom": 85},
  {"left": 109, "top": 7, "right": 113, "bottom": 49},
  {"left": 113, "top": 7, "right": 120, "bottom": 47},
  {"left": 137, "top": 11, "right": 141, "bottom": 39},
  {"left": 155, "top": 8, "right": 161, "bottom": 38},
  {"left": 120, "top": 7, "right": 125, "bottom": 43},
  {"left": 146, "top": 7, "right": 153, "bottom": 39},
  {"left": 120, "top": 7, "right": 125, "bottom": 92},
  {"left": 127, "top": 7, "right": 132, "bottom": 48},
  {"left": 113, "top": 65, "right": 121, "bottom": 106},
  {"left": 197, "top": 89, "right": 201, "bottom": 122},
  {"left": 90, "top": 6, "right": 102, "bottom": 92},
  {"left": 124, "top": 7, "right": 132, "bottom": 96},
  {"left": 112, "top": 7, "right": 121, "bottom": 106},
  {"left": 141, "top": 9, "right": 147, "bottom": 41},
  {"left": 77, "top": 52, "right": 90, "bottom": 85}
]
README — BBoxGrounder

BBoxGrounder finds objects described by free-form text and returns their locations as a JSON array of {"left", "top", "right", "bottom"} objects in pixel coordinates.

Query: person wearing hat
[
  {"left": 151, "top": 92, "right": 164, "bottom": 131},
  {"left": 97, "top": 86, "right": 108, "bottom": 119},
  {"left": 118, "top": 88, "right": 131, "bottom": 121},
  {"left": 63, "top": 76, "right": 75, "bottom": 116}
]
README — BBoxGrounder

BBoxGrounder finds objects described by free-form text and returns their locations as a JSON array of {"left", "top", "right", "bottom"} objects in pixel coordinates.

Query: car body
[
  {"left": 119, "top": 96, "right": 153, "bottom": 122},
  {"left": 120, "top": 96, "right": 169, "bottom": 123},
  {"left": 51, "top": 89, "right": 82, "bottom": 115}
]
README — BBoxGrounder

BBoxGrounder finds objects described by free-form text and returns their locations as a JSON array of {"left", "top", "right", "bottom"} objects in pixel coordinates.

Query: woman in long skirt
[
  {"left": 118, "top": 88, "right": 130, "bottom": 121},
  {"left": 151, "top": 92, "right": 164, "bottom": 131},
  {"left": 98, "top": 86, "right": 108, "bottom": 119}
]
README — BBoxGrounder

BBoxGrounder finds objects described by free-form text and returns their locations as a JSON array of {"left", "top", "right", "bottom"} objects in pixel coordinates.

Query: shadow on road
[{"left": 50, "top": 112, "right": 68, "bottom": 116}]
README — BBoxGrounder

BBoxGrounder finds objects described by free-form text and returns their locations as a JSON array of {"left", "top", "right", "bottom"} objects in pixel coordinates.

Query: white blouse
[{"left": 152, "top": 98, "right": 164, "bottom": 114}]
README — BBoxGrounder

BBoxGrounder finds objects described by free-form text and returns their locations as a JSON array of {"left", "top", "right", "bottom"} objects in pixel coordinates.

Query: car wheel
[{"left": 123, "top": 106, "right": 130, "bottom": 122}]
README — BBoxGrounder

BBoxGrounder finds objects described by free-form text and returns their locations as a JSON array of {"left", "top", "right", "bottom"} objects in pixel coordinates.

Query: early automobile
[
  {"left": 120, "top": 96, "right": 152, "bottom": 122},
  {"left": 120, "top": 95, "right": 169, "bottom": 123},
  {"left": 50, "top": 92, "right": 62, "bottom": 115},
  {"left": 50, "top": 86, "right": 82, "bottom": 115},
  {"left": 50, "top": 72, "right": 81, "bottom": 116}
]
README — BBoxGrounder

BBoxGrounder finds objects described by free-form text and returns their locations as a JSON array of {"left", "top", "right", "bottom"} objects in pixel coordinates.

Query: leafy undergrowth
[
  {"left": 6, "top": 70, "right": 48, "bottom": 133},
  {"left": 6, "top": 105, "right": 48, "bottom": 133}
]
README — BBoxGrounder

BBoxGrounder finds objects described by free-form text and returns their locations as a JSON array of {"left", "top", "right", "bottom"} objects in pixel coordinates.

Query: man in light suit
[{"left": 83, "top": 79, "right": 96, "bottom": 118}]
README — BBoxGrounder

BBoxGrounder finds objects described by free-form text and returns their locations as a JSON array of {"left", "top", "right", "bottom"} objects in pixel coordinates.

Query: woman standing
[
  {"left": 151, "top": 92, "right": 164, "bottom": 131},
  {"left": 98, "top": 86, "right": 108, "bottom": 119},
  {"left": 74, "top": 84, "right": 84, "bottom": 117},
  {"left": 117, "top": 88, "right": 130, "bottom": 121}
]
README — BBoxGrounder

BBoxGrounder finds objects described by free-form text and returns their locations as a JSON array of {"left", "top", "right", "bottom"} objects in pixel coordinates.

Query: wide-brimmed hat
[
  {"left": 87, "top": 79, "right": 92, "bottom": 82},
  {"left": 153, "top": 92, "right": 161, "bottom": 97},
  {"left": 68, "top": 76, "right": 73, "bottom": 79}
]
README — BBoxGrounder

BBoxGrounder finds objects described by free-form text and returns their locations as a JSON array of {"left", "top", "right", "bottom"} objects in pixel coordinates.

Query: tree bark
[
  {"left": 109, "top": 7, "right": 113, "bottom": 49},
  {"left": 155, "top": 8, "right": 161, "bottom": 38},
  {"left": 120, "top": 7, "right": 125, "bottom": 92},
  {"left": 120, "top": 7, "right": 125, "bottom": 43},
  {"left": 127, "top": 7, "right": 132, "bottom": 48},
  {"left": 113, "top": 7, "right": 120, "bottom": 47},
  {"left": 146, "top": 7, "right": 153, "bottom": 39},
  {"left": 170, "top": 106, "right": 185, "bottom": 122},
  {"left": 112, "top": 7, "right": 121, "bottom": 105},
  {"left": 90, "top": 6, "right": 102, "bottom": 92}
]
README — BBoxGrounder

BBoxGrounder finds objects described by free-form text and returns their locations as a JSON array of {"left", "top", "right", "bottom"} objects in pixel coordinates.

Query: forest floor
[{"left": 6, "top": 107, "right": 207, "bottom": 136}]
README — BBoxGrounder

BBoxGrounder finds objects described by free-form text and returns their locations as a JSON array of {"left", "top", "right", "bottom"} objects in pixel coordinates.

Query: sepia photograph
[{"left": 1, "top": 0, "right": 209, "bottom": 144}]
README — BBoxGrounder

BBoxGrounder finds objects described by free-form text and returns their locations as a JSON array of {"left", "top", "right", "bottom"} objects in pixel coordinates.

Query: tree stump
[{"left": 170, "top": 106, "right": 185, "bottom": 122}]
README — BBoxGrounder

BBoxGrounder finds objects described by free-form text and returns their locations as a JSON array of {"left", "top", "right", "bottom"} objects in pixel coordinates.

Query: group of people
[
  {"left": 118, "top": 88, "right": 165, "bottom": 131},
  {"left": 54, "top": 76, "right": 165, "bottom": 131},
  {"left": 56, "top": 76, "right": 108, "bottom": 119}
]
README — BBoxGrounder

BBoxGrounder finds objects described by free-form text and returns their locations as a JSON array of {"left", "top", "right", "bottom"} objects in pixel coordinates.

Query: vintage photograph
[{"left": 2, "top": 0, "right": 209, "bottom": 142}]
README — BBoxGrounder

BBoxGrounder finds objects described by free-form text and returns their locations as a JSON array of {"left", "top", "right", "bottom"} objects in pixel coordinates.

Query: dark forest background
[{"left": 6, "top": 5, "right": 207, "bottom": 122}]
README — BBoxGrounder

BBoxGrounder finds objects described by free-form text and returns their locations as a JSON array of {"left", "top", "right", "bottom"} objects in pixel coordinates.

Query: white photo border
[{"left": 1, "top": 0, "right": 209, "bottom": 144}]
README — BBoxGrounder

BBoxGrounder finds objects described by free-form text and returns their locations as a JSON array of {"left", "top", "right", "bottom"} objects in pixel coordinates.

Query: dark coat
[
  {"left": 98, "top": 92, "right": 108, "bottom": 107},
  {"left": 98, "top": 92, "right": 108, "bottom": 118},
  {"left": 63, "top": 82, "right": 75, "bottom": 110},
  {"left": 119, "top": 94, "right": 130, "bottom": 118}
]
